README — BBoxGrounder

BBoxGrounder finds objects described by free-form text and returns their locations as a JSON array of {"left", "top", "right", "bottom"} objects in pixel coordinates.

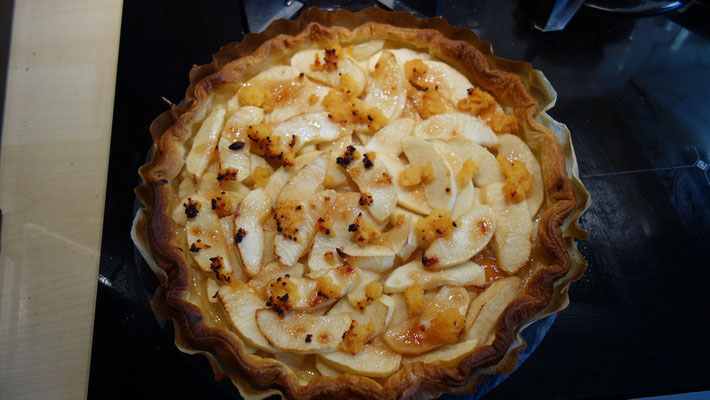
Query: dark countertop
[{"left": 88, "top": 1, "right": 710, "bottom": 398}]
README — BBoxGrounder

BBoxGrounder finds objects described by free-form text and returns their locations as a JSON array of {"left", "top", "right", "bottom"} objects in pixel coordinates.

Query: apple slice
[
  {"left": 350, "top": 40, "right": 385, "bottom": 61},
  {"left": 365, "top": 117, "right": 416, "bottom": 156},
  {"left": 217, "top": 106, "right": 264, "bottom": 182},
  {"left": 273, "top": 154, "right": 328, "bottom": 266},
  {"left": 185, "top": 105, "right": 226, "bottom": 180},
  {"left": 272, "top": 111, "right": 344, "bottom": 154},
  {"left": 217, "top": 283, "right": 279, "bottom": 352},
  {"left": 218, "top": 214, "right": 245, "bottom": 281},
  {"left": 343, "top": 148, "right": 397, "bottom": 223},
  {"left": 481, "top": 183, "right": 532, "bottom": 274},
  {"left": 345, "top": 269, "right": 383, "bottom": 308},
  {"left": 261, "top": 166, "right": 292, "bottom": 201},
  {"left": 464, "top": 277, "right": 521, "bottom": 344},
  {"left": 290, "top": 50, "right": 368, "bottom": 97},
  {"left": 255, "top": 309, "right": 351, "bottom": 354},
  {"left": 248, "top": 261, "right": 305, "bottom": 292},
  {"left": 381, "top": 214, "right": 412, "bottom": 253},
  {"left": 402, "top": 136, "right": 457, "bottom": 212},
  {"left": 401, "top": 338, "right": 479, "bottom": 368},
  {"left": 315, "top": 357, "right": 343, "bottom": 377},
  {"left": 422, "top": 204, "right": 496, "bottom": 269},
  {"left": 383, "top": 286, "right": 470, "bottom": 355},
  {"left": 498, "top": 134, "right": 544, "bottom": 217},
  {"left": 418, "top": 59, "right": 473, "bottom": 106},
  {"left": 452, "top": 180, "right": 475, "bottom": 220},
  {"left": 377, "top": 152, "right": 432, "bottom": 215},
  {"left": 444, "top": 137, "right": 505, "bottom": 187},
  {"left": 363, "top": 51, "right": 406, "bottom": 121},
  {"left": 318, "top": 340, "right": 401, "bottom": 378},
  {"left": 367, "top": 48, "right": 432, "bottom": 72},
  {"left": 234, "top": 188, "right": 271, "bottom": 276},
  {"left": 184, "top": 193, "right": 238, "bottom": 281},
  {"left": 338, "top": 244, "right": 396, "bottom": 273},
  {"left": 413, "top": 112, "right": 499, "bottom": 148},
  {"left": 328, "top": 297, "right": 390, "bottom": 337},
  {"left": 307, "top": 192, "right": 363, "bottom": 272},
  {"left": 384, "top": 260, "right": 485, "bottom": 293}
]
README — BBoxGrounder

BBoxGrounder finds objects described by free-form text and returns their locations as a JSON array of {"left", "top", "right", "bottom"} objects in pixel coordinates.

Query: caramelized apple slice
[
  {"left": 273, "top": 154, "right": 328, "bottom": 266},
  {"left": 464, "top": 277, "right": 521, "bottom": 343},
  {"left": 384, "top": 260, "right": 485, "bottom": 293},
  {"left": 272, "top": 112, "right": 344, "bottom": 153},
  {"left": 413, "top": 112, "right": 499, "bottom": 148},
  {"left": 363, "top": 51, "right": 406, "bottom": 121},
  {"left": 481, "top": 183, "right": 532, "bottom": 274},
  {"left": 341, "top": 148, "right": 397, "bottom": 223},
  {"left": 498, "top": 134, "right": 544, "bottom": 217},
  {"left": 345, "top": 269, "right": 383, "bottom": 308},
  {"left": 255, "top": 309, "right": 352, "bottom": 353},
  {"left": 184, "top": 193, "right": 238, "bottom": 281},
  {"left": 365, "top": 117, "right": 415, "bottom": 156},
  {"left": 248, "top": 261, "right": 305, "bottom": 293},
  {"left": 328, "top": 297, "right": 390, "bottom": 337},
  {"left": 185, "top": 106, "right": 226, "bottom": 180},
  {"left": 402, "top": 136, "right": 457, "bottom": 212},
  {"left": 318, "top": 339, "right": 401, "bottom": 378},
  {"left": 418, "top": 59, "right": 473, "bottom": 105},
  {"left": 234, "top": 188, "right": 271, "bottom": 276},
  {"left": 217, "top": 283, "right": 279, "bottom": 352},
  {"left": 422, "top": 204, "right": 496, "bottom": 269},
  {"left": 377, "top": 152, "right": 432, "bottom": 215},
  {"left": 308, "top": 192, "right": 363, "bottom": 272}
]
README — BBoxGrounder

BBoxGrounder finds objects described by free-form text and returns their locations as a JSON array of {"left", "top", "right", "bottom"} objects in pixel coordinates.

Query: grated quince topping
[
  {"left": 340, "top": 320, "right": 375, "bottom": 355},
  {"left": 210, "top": 192, "right": 233, "bottom": 217},
  {"left": 428, "top": 307, "right": 465, "bottom": 344},
  {"left": 404, "top": 282, "right": 425, "bottom": 316},
  {"left": 311, "top": 43, "right": 342, "bottom": 72},
  {"left": 265, "top": 275, "right": 299, "bottom": 314},
  {"left": 273, "top": 200, "right": 305, "bottom": 241},
  {"left": 247, "top": 123, "right": 295, "bottom": 167},
  {"left": 497, "top": 154, "right": 534, "bottom": 203},
  {"left": 415, "top": 208, "right": 456, "bottom": 244},
  {"left": 457, "top": 86, "right": 519, "bottom": 134},
  {"left": 356, "top": 280, "right": 383, "bottom": 311},
  {"left": 456, "top": 158, "right": 480, "bottom": 186},
  {"left": 398, "top": 162, "right": 434, "bottom": 187},
  {"left": 247, "top": 166, "right": 272, "bottom": 189},
  {"left": 322, "top": 89, "right": 386, "bottom": 132},
  {"left": 350, "top": 213, "right": 382, "bottom": 246}
]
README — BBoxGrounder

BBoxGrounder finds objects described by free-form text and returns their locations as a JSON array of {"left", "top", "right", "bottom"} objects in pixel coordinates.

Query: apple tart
[{"left": 134, "top": 9, "right": 585, "bottom": 399}]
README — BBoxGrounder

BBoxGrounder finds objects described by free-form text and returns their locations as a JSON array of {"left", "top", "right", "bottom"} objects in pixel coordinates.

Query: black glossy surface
[{"left": 88, "top": 0, "right": 710, "bottom": 398}]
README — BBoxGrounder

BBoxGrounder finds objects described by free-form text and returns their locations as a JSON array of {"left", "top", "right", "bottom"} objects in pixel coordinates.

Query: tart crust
[{"left": 135, "top": 7, "right": 585, "bottom": 399}]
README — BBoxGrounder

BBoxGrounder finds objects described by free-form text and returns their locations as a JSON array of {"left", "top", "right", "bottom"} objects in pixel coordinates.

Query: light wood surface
[{"left": 0, "top": 1, "right": 123, "bottom": 398}]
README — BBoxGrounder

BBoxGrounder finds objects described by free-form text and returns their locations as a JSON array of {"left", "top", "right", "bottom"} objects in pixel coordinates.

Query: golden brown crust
[{"left": 136, "top": 7, "right": 584, "bottom": 399}]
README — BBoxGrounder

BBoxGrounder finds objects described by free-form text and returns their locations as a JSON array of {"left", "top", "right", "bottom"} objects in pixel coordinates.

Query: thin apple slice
[
  {"left": 418, "top": 59, "right": 473, "bottom": 106},
  {"left": 363, "top": 51, "right": 406, "bottom": 121},
  {"left": 291, "top": 50, "right": 368, "bottom": 97},
  {"left": 186, "top": 105, "right": 226, "bottom": 180},
  {"left": 384, "top": 260, "right": 485, "bottom": 293},
  {"left": 383, "top": 286, "right": 470, "bottom": 355},
  {"left": 422, "top": 204, "right": 496, "bottom": 269},
  {"left": 308, "top": 192, "right": 363, "bottom": 272},
  {"left": 271, "top": 112, "right": 344, "bottom": 154},
  {"left": 248, "top": 261, "right": 305, "bottom": 293},
  {"left": 402, "top": 136, "right": 457, "bottom": 212},
  {"left": 342, "top": 148, "right": 397, "bottom": 223},
  {"left": 218, "top": 106, "right": 264, "bottom": 182},
  {"left": 315, "top": 357, "right": 343, "bottom": 377},
  {"left": 218, "top": 215, "right": 245, "bottom": 281},
  {"left": 261, "top": 166, "right": 292, "bottom": 201},
  {"left": 328, "top": 297, "right": 390, "bottom": 337},
  {"left": 234, "top": 188, "right": 271, "bottom": 276},
  {"left": 445, "top": 137, "right": 505, "bottom": 187},
  {"left": 339, "top": 244, "right": 395, "bottom": 273},
  {"left": 413, "top": 112, "right": 499, "bottom": 148},
  {"left": 498, "top": 134, "right": 544, "bottom": 217},
  {"left": 273, "top": 154, "right": 328, "bottom": 266},
  {"left": 351, "top": 40, "right": 385, "bottom": 61},
  {"left": 255, "top": 309, "right": 352, "bottom": 354},
  {"left": 318, "top": 340, "right": 401, "bottom": 378},
  {"left": 365, "top": 117, "right": 415, "bottom": 156},
  {"left": 184, "top": 193, "right": 237, "bottom": 281},
  {"left": 464, "top": 277, "right": 521, "bottom": 344},
  {"left": 452, "top": 180, "right": 475, "bottom": 220},
  {"left": 345, "top": 269, "right": 383, "bottom": 308},
  {"left": 292, "top": 266, "right": 360, "bottom": 310},
  {"left": 401, "top": 338, "right": 479, "bottom": 368},
  {"left": 217, "top": 283, "right": 279, "bottom": 352},
  {"left": 481, "top": 183, "right": 532, "bottom": 274},
  {"left": 367, "top": 48, "right": 432, "bottom": 72},
  {"left": 381, "top": 214, "right": 412, "bottom": 253},
  {"left": 377, "top": 153, "right": 432, "bottom": 215}
]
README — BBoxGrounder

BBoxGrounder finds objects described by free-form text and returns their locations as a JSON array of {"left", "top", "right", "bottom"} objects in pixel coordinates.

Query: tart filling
[{"left": 137, "top": 15, "right": 581, "bottom": 399}]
